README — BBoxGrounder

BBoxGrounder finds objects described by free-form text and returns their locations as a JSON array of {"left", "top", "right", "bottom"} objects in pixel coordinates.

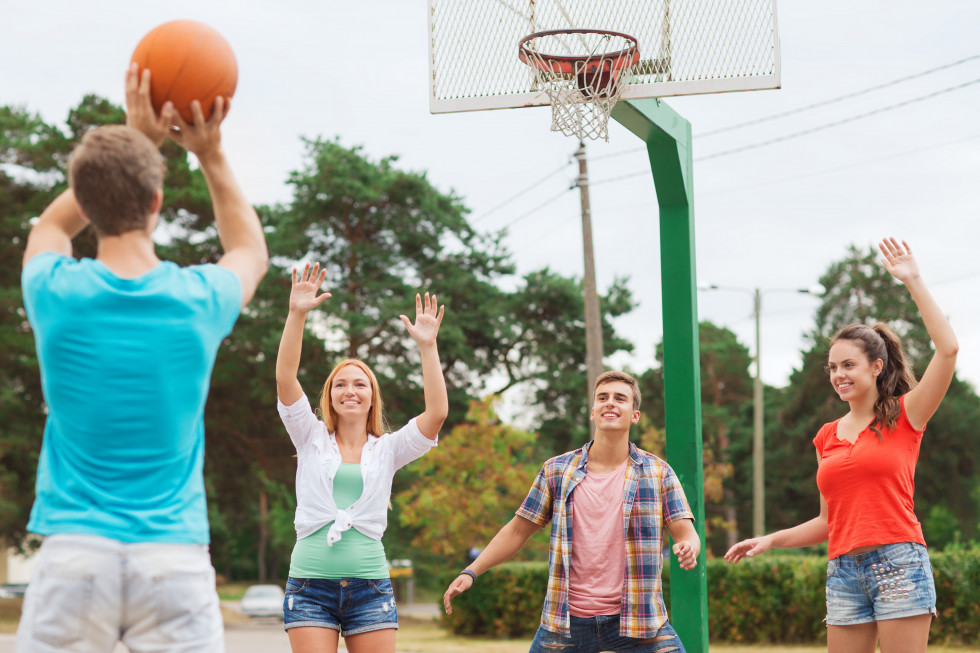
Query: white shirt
[{"left": 278, "top": 393, "right": 438, "bottom": 544}]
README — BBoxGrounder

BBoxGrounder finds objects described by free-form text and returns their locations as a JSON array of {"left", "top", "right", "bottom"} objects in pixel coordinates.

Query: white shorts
[{"left": 16, "top": 533, "right": 224, "bottom": 653}]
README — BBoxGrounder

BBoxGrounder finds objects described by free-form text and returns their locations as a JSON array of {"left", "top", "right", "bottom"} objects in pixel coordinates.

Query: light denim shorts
[
  {"left": 16, "top": 533, "right": 223, "bottom": 653},
  {"left": 825, "top": 542, "right": 937, "bottom": 626},
  {"left": 283, "top": 577, "right": 398, "bottom": 636}
]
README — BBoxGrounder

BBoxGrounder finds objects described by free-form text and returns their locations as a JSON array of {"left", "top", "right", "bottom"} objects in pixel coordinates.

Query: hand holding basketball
[
  {"left": 167, "top": 96, "right": 228, "bottom": 163},
  {"left": 124, "top": 64, "right": 175, "bottom": 147}
]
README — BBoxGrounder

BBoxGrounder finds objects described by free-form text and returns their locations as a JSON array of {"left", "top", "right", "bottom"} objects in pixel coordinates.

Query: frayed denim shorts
[
  {"left": 283, "top": 577, "right": 398, "bottom": 636},
  {"left": 825, "top": 542, "right": 937, "bottom": 626}
]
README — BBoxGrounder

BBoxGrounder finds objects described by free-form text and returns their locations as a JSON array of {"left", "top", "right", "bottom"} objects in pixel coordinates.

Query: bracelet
[{"left": 459, "top": 569, "right": 477, "bottom": 583}]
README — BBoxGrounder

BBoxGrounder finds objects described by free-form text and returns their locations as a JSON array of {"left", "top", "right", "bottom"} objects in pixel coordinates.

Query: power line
[
  {"left": 697, "top": 76, "right": 980, "bottom": 161},
  {"left": 471, "top": 160, "right": 574, "bottom": 224},
  {"left": 582, "top": 54, "right": 980, "bottom": 163},
  {"left": 697, "top": 54, "right": 980, "bottom": 137},
  {"left": 697, "top": 130, "right": 980, "bottom": 198},
  {"left": 498, "top": 186, "right": 576, "bottom": 231}
]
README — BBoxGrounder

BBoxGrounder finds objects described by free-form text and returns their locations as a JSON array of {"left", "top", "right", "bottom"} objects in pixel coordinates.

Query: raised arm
[
  {"left": 276, "top": 263, "right": 330, "bottom": 406},
  {"left": 443, "top": 515, "right": 542, "bottom": 614},
  {"left": 22, "top": 190, "right": 90, "bottom": 267},
  {"left": 878, "top": 238, "right": 958, "bottom": 430},
  {"left": 400, "top": 292, "right": 448, "bottom": 440},
  {"left": 167, "top": 90, "right": 268, "bottom": 307}
]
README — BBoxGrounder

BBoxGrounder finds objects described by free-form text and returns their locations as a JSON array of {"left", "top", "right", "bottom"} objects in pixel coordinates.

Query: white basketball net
[{"left": 520, "top": 31, "right": 638, "bottom": 142}]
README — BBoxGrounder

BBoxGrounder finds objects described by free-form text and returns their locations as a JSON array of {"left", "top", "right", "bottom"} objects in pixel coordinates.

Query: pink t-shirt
[{"left": 568, "top": 457, "right": 628, "bottom": 617}]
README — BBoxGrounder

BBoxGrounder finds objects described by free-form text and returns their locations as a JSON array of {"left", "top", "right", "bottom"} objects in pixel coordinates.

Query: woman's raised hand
[
  {"left": 289, "top": 262, "right": 331, "bottom": 313},
  {"left": 400, "top": 292, "right": 445, "bottom": 347},
  {"left": 879, "top": 237, "right": 920, "bottom": 285}
]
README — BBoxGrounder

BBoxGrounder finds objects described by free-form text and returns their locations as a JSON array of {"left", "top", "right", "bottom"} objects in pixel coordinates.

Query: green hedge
[{"left": 442, "top": 549, "right": 980, "bottom": 645}]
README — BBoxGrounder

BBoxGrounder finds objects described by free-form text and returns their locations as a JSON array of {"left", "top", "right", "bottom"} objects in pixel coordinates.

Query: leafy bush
[
  {"left": 441, "top": 562, "right": 548, "bottom": 638},
  {"left": 442, "top": 550, "right": 980, "bottom": 646}
]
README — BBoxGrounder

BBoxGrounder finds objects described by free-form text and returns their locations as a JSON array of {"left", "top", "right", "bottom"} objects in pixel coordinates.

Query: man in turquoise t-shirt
[{"left": 15, "top": 65, "right": 268, "bottom": 653}]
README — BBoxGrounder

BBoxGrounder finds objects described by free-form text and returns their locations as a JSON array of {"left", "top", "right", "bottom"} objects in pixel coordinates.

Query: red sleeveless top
[{"left": 813, "top": 395, "right": 926, "bottom": 559}]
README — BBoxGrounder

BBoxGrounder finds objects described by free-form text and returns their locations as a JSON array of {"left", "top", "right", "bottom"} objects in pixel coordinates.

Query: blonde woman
[{"left": 276, "top": 262, "right": 447, "bottom": 653}]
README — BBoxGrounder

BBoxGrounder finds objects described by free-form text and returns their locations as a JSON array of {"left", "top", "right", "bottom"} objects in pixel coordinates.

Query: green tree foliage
[
  {"left": 496, "top": 268, "right": 636, "bottom": 457},
  {"left": 393, "top": 397, "right": 548, "bottom": 567},
  {"left": 639, "top": 321, "right": 753, "bottom": 556}
]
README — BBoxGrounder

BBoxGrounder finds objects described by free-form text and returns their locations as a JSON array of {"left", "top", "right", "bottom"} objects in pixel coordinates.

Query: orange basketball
[{"left": 131, "top": 20, "right": 237, "bottom": 123}]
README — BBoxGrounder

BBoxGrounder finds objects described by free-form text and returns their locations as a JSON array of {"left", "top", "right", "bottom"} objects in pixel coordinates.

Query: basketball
[{"left": 131, "top": 20, "right": 237, "bottom": 123}]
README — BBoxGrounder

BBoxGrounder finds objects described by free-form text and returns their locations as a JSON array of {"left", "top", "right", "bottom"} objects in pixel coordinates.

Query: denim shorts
[
  {"left": 529, "top": 616, "right": 685, "bottom": 653},
  {"left": 282, "top": 577, "right": 398, "bottom": 636},
  {"left": 825, "top": 542, "right": 937, "bottom": 626}
]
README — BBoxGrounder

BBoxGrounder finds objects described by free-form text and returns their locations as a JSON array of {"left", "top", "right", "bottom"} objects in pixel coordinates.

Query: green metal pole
[{"left": 611, "top": 99, "right": 708, "bottom": 652}]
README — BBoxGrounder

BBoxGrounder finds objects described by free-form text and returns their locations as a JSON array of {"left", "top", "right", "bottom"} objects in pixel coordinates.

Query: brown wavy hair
[
  {"left": 318, "top": 359, "right": 389, "bottom": 436},
  {"left": 830, "top": 323, "right": 917, "bottom": 439}
]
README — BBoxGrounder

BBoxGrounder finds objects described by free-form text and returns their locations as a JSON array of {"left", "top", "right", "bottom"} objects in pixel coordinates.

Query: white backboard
[{"left": 428, "top": 0, "right": 781, "bottom": 113}]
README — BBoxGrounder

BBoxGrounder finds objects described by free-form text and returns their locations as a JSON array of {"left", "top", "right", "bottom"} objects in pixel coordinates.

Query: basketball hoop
[{"left": 519, "top": 29, "right": 640, "bottom": 141}]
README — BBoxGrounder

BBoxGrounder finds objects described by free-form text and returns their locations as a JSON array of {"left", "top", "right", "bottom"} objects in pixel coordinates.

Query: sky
[{"left": 2, "top": 0, "right": 978, "bottom": 392}]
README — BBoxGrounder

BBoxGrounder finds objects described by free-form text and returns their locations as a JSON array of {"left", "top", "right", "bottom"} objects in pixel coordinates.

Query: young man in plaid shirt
[{"left": 444, "top": 371, "right": 700, "bottom": 653}]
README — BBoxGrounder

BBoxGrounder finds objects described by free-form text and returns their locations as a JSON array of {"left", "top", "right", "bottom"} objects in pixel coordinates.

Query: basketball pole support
[{"left": 612, "top": 99, "right": 709, "bottom": 652}]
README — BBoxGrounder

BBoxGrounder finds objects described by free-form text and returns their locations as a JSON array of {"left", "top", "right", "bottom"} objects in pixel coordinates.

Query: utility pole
[
  {"left": 752, "top": 288, "right": 764, "bottom": 537},
  {"left": 575, "top": 141, "right": 604, "bottom": 410}
]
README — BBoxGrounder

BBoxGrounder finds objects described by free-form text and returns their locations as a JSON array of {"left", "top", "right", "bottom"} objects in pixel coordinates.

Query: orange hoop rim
[{"left": 518, "top": 29, "right": 640, "bottom": 75}]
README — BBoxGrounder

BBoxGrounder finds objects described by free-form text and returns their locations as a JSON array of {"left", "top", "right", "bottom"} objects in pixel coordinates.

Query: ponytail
[{"left": 831, "top": 323, "right": 917, "bottom": 439}]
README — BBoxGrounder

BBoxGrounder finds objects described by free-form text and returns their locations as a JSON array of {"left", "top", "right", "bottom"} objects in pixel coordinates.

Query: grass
[
  {"left": 2, "top": 598, "right": 977, "bottom": 651},
  {"left": 386, "top": 618, "right": 978, "bottom": 653}
]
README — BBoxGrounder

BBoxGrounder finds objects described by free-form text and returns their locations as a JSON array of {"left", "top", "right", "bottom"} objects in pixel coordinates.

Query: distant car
[
  {"left": 0, "top": 584, "right": 28, "bottom": 599},
  {"left": 240, "top": 584, "right": 284, "bottom": 619}
]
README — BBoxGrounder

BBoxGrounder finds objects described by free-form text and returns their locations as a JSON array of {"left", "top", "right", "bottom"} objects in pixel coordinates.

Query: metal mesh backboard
[{"left": 428, "top": 0, "right": 781, "bottom": 113}]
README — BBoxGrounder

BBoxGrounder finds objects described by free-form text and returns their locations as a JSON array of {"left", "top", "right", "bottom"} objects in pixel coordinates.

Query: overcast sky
[{"left": 2, "top": 0, "right": 978, "bottom": 392}]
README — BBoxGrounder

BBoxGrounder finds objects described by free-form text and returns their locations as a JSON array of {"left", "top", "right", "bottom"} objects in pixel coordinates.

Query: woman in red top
[{"left": 724, "top": 238, "right": 958, "bottom": 653}]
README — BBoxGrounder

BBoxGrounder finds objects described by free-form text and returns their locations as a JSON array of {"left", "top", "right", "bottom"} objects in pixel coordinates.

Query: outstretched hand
[
  {"left": 879, "top": 237, "right": 920, "bottom": 285},
  {"left": 289, "top": 262, "right": 331, "bottom": 313},
  {"left": 400, "top": 292, "right": 445, "bottom": 347},
  {"left": 125, "top": 63, "right": 175, "bottom": 147},
  {"left": 443, "top": 573, "right": 473, "bottom": 615},
  {"left": 723, "top": 535, "right": 773, "bottom": 564}
]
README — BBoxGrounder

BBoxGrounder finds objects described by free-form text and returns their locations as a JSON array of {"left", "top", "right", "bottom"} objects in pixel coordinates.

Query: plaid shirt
[{"left": 516, "top": 440, "right": 693, "bottom": 638}]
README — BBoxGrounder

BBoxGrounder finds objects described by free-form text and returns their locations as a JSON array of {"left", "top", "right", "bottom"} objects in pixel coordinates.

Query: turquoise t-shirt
[
  {"left": 20, "top": 254, "right": 241, "bottom": 544},
  {"left": 289, "top": 463, "right": 389, "bottom": 578}
]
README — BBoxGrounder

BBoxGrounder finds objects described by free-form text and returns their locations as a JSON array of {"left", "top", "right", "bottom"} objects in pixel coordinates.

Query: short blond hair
[{"left": 593, "top": 370, "right": 641, "bottom": 411}]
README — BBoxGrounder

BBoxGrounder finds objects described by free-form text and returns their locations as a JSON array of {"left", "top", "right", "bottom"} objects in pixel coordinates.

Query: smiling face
[
  {"left": 330, "top": 364, "right": 373, "bottom": 420},
  {"left": 590, "top": 380, "right": 641, "bottom": 433},
  {"left": 827, "top": 339, "right": 883, "bottom": 402}
]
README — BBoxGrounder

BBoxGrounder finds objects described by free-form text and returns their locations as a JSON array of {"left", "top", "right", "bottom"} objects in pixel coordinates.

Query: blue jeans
[
  {"left": 283, "top": 577, "right": 398, "bottom": 636},
  {"left": 528, "top": 616, "right": 685, "bottom": 653},
  {"left": 825, "top": 542, "right": 937, "bottom": 626}
]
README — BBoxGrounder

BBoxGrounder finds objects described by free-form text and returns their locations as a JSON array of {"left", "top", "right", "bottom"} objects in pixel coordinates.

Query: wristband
[{"left": 459, "top": 569, "right": 477, "bottom": 583}]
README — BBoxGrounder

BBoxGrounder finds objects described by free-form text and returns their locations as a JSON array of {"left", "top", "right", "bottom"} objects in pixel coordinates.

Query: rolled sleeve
[
  {"left": 516, "top": 466, "right": 554, "bottom": 527},
  {"left": 277, "top": 394, "right": 323, "bottom": 449},
  {"left": 387, "top": 417, "right": 438, "bottom": 470},
  {"left": 661, "top": 466, "right": 694, "bottom": 524}
]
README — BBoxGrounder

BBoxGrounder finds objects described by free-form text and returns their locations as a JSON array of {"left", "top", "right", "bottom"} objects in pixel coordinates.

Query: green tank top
[{"left": 288, "top": 462, "right": 389, "bottom": 579}]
